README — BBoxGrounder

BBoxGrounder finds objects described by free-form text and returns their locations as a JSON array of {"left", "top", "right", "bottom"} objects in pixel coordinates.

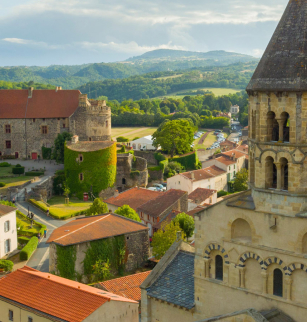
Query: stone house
[
  {"left": 0, "top": 204, "right": 17, "bottom": 259},
  {"left": 137, "top": 189, "right": 188, "bottom": 236},
  {"left": 230, "top": 105, "right": 240, "bottom": 114},
  {"left": 47, "top": 213, "right": 149, "bottom": 282},
  {"left": 167, "top": 166, "right": 227, "bottom": 194},
  {"left": 0, "top": 88, "right": 111, "bottom": 159},
  {"left": 188, "top": 188, "right": 217, "bottom": 211},
  {"left": 0, "top": 266, "right": 139, "bottom": 322},
  {"left": 105, "top": 187, "right": 161, "bottom": 213}
]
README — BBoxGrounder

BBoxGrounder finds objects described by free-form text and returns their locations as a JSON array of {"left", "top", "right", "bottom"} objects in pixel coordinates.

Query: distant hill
[{"left": 0, "top": 50, "right": 258, "bottom": 89}]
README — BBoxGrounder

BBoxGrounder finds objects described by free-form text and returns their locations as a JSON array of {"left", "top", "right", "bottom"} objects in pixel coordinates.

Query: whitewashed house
[
  {"left": 0, "top": 204, "right": 17, "bottom": 258},
  {"left": 131, "top": 136, "right": 156, "bottom": 151}
]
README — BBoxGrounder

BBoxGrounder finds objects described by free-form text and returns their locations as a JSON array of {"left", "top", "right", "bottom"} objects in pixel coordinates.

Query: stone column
[
  {"left": 277, "top": 119, "right": 284, "bottom": 142},
  {"left": 267, "top": 113, "right": 274, "bottom": 141},
  {"left": 285, "top": 276, "right": 292, "bottom": 301},
  {"left": 275, "top": 162, "right": 282, "bottom": 189},
  {"left": 204, "top": 259, "right": 210, "bottom": 278},
  {"left": 239, "top": 268, "right": 246, "bottom": 288},
  {"left": 261, "top": 272, "right": 268, "bottom": 294}
]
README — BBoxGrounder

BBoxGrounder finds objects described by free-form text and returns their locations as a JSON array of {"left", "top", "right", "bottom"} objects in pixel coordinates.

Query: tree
[
  {"left": 152, "top": 221, "right": 183, "bottom": 260},
  {"left": 86, "top": 198, "right": 108, "bottom": 216},
  {"left": 53, "top": 132, "right": 72, "bottom": 163},
  {"left": 233, "top": 168, "right": 248, "bottom": 192},
  {"left": 152, "top": 119, "right": 194, "bottom": 158},
  {"left": 172, "top": 213, "right": 195, "bottom": 240},
  {"left": 114, "top": 205, "right": 141, "bottom": 222}
]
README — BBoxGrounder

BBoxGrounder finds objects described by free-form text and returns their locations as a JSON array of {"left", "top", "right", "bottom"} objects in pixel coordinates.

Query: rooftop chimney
[
  {"left": 71, "top": 135, "right": 79, "bottom": 144},
  {"left": 191, "top": 172, "right": 195, "bottom": 180},
  {"left": 28, "top": 87, "right": 34, "bottom": 98},
  {"left": 55, "top": 86, "right": 62, "bottom": 92},
  {"left": 114, "top": 190, "right": 119, "bottom": 197},
  {"left": 232, "top": 153, "right": 236, "bottom": 161}
]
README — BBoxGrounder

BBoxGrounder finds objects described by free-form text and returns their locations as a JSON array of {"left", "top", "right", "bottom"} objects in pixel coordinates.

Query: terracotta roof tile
[
  {"left": 222, "top": 149, "right": 247, "bottom": 159},
  {"left": 187, "top": 206, "right": 206, "bottom": 217},
  {"left": 153, "top": 210, "right": 181, "bottom": 230},
  {"left": 180, "top": 166, "right": 226, "bottom": 182},
  {"left": 105, "top": 187, "right": 161, "bottom": 211},
  {"left": 0, "top": 89, "right": 80, "bottom": 119},
  {"left": 137, "top": 189, "right": 186, "bottom": 218},
  {"left": 220, "top": 139, "right": 237, "bottom": 147},
  {"left": 98, "top": 271, "right": 151, "bottom": 302},
  {"left": 47, "top": 213, "right": 148, "bottom": 246},
  {"left": 0, "top": 267, "right": 136, "bottom": 322},
  {"left": 0, "top": 204, "right": 16, "bottom": 216},
  {"left": 215, "top": 155, "right": 236, "bottom": 166},
  {"left": 188, "top": 188, "right": 217, "bottom": 204},
  {"left": 236, "top": 145, "right": 249, "bottom": 154}
]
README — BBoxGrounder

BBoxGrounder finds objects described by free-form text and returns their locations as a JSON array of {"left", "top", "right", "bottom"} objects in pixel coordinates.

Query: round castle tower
[{"left": 246, "top": 0, "right": 307, "bottom": 216}]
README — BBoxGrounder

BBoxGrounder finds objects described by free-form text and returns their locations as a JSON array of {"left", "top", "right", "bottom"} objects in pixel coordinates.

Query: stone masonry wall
[{"left": 134, "top": 151, "right": 158, "bottom": 165}]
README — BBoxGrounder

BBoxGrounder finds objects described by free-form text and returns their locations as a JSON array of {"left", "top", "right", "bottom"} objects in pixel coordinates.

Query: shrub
[
  {"left": 0, "top": 260, "right": 13, "bottom": 272},
  {"left": 117, "top": 136, "right": 129, "bottom": 142},
  {"left": 42, "top": 146, "right": 52, "bottom": 160},
  {"left": 55, "top": 169, "right": 65, "bottom": 176},
  {"left": 15, "top": 164, "right": 22, "bottom": 168},
  {"left": 217, "top": 190, "right": 228, "bottom": 198},
  {"left": 0, "top": 162, "right": 10, "bottom": 167},
  {"left": 0, "top": 200, "right": 15, "bottom": 207},
  {"left": 20, "top": 236, "right": 39, "bottom": 261},
  {"left": 25, "top": 171, "right": 44, "bottom": 176},
  {"left": 18, "top": 236, "right": 30, "bottom": 244},
  {"left": 12, "top": 166, "right": 25, "bottom": 175},
  {"left": 1, "top": 155, "right": 15, "bottom": 159},
  {"left": 148, "top": 166, "right": 161, "bottom": 171},
  {"left": 17, "top": 210, "right": 46, "bottom": 236},
  {"left": 0, "top": 182, "right": 5, "bottom": 187}
]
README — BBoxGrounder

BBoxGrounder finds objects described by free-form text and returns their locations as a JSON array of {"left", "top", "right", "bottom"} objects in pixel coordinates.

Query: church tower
[{"left": 247, "top": 0, "right": 307, "bottom": 216}]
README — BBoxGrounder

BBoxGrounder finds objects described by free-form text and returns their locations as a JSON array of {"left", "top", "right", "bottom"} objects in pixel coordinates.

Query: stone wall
[
  {"left": 30, "top": 176, "right": 53, "bottom": 202},
  {"left": 134, "top": 151, "right": 158, "bottom": 165},
  {"left": 148, "top": 168, "right": 163, "bottom": 182}
]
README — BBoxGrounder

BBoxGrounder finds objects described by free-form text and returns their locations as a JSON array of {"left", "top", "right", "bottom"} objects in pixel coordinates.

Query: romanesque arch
[
  {"left": 262, "top": 256, "right": 287, "bottom": 272},
  {"left": 237, "top": 252, "right": 264, "bottom": 269},
  {"left": 203, "top": 243, "right": 229, "bottom": 264},
  {"left": 231, "top": 218, "right": 252, "bottom": 242},
  {"left": 227, "top": 215, "right": 256, "bottom": 242}
]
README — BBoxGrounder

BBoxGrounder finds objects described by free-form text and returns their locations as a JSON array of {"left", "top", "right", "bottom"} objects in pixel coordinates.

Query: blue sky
[{"left": 0, "top": 0, "right": 288, "bottom": 66}]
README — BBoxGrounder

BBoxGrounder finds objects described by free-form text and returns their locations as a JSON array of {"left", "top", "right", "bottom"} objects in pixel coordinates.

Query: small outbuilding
[{"left": 130, "top": 136, "right": 155, "bottom": 151}]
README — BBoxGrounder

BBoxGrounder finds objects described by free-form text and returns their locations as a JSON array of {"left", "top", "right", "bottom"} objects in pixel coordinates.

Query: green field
[{"left": 112, "top": 127, "right": 157, "bottom": 141}]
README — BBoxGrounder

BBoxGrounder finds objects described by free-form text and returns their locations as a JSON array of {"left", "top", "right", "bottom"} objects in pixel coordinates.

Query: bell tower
[{"left": 247, "top": 0, "right": 307, "bottom": 216}]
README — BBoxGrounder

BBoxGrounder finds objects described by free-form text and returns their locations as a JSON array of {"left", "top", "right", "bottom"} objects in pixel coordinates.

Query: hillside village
[{"left": 0, "top": 0, "right": 307, "bottom": 322}]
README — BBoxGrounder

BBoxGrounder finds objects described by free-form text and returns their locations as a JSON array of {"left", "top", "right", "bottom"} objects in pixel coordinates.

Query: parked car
[
  {"left": 147, "top": 187, "right": 158, "bottom": 191},
  {"left": 153, "top": 183, "right": 166, "bottom": 191}
]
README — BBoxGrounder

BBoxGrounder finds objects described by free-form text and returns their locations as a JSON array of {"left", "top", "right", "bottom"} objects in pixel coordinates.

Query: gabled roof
[
  {"left": 0, "top": 204, "right": 16, "bottom": 216},
  {"left": 180, "top": 166, "right": 226, "bottom": 182},
  {"left": 105, "top": 187, "right": 161, "bottom": 211},
  {"left": 220, "top": 139, "right": 237, "bottom": 147},
  {"left": 236, "top": 144, "right": 249, "bottom": 154},
  {"left": 188, "top": 188, "right": 217, "bottom": 204},
  {"left": 247, "top": 0, "right": 307, "bottom": 92},
  {"left": 222, "top": 150, "right": 247, "bottom": 159},
  {"left": 146, "top": 251, "right": 195, "bottom": 310},
  {"left": 215, "top": 155, "right": 236, "bottom": 166},
  {"left": 0, "top": 89, "right": 80, "bottom": 119},
  {"left": 98, "top": 271, "right": 151, "bottom": 302},
  {"left": 130, "top": 136, "right": 153, "bottom": 143},
  {"left": 0, "top": 266, "right": 136, "bottom": 322},
  {"left": 187, "top": 206, "right": 206, "bottom": 217},
  {"left": 137, "top": 189, "right": 187, "bottom": 218},
  {"left": 47, "top": 213, "right": 148, "bottom": 246}
]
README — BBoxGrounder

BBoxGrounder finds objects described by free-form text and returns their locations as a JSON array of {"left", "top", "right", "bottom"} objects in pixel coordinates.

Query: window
[
  {"left": 147, "top": 215, "right": 150, "bottom": 220},
  {"left": 79, "top": 155, "right": 83, "bottom": 162},
  {"left": 5, "top": 125, "right": 11, "bottom": 134},
  {"left": 209, "top": 198, "right": 212, "bottom": 204},
  {"left": 273, "top": 269, "right": 283, "bottom": 297},
  {"left": 63, "top": 123, "right": 66, "bottom": 128},
  {"left": 215, "top": 255, "right": 223, "bottom": 281},
  {"left": 28, "top": 317, "right": 33, "bottom": 322},
  {"left": 33, "top": 118, "right": 35, "bottom": 122},
  {"left": 229, "top": 166, "right": 231, "bottom": 171},
  {"left": 4, "top": 221, "right": 10, "bottom": 232},
  {"left": 42, "top": 126, "right": 48, "bottom": 134},
  {"left": 178, "top": 181, "right": 180, "bottom": 184},
  {"left": 5, "top": 239, "right": 11, "bottom": 254},
  {"left": 6, "top": 141, "right": 11, "bottom": 149},
  {"left": 89, "top": 137, "right": 92, "bottom": 141},
  {"left": 9, "top": 310, "right": 13, "bottom": 321},
  {"left": 43, "top": 118, "right": 45, "bottom": 121},
  {"left": 79, "top": 173, "right": 84, "bottom": 181},
  {"left": 122, "top": 178, "right": 126, "bottom": 185},
  {"left": 234, "top": 164, "right": 236, "bottom": 169},
  {"left": 141, "top": 212, "right": 143, "bottom": 218}
]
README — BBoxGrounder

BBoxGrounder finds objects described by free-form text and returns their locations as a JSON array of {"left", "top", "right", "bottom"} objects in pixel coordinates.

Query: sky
[{"left": 0, "top": 0, "right": 288, "bottom": 66}]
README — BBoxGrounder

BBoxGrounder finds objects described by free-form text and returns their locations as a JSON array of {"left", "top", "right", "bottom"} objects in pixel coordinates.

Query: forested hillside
[{"left": 78, "top": 62, "right": 257, "bottom": 101}]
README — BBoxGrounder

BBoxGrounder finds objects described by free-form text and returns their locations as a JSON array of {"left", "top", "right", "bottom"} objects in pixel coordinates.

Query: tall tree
[
  {"left": 86, "top": 198, "right": 108, "bottom": 216},
  {"left": 114, "top": 205, "right": 141, "bottom": 222},
  {"left": 53, "top": 132, "right": 72, "bottom": 163},
  {"left": 152, "top": 119, "right": 194, "bottom": 157},
  {"left": 233, "top": 168, "right": 248, "bottom": 192},
  {"left": 173, "top": 213, "right": 195, "bottom": 240}
]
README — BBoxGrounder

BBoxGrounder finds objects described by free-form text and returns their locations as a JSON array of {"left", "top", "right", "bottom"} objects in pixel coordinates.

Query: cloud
[
  {"left": 252, "top": 49, "right": 265, "bottom": 57},
  {"left": 2, "top": 38, "right": 62, "bottom": 49}
]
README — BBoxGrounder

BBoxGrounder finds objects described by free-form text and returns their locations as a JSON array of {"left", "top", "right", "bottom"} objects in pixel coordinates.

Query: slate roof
[
  {"left": 137, "top": 189, "right": 186, "bottom": 218},
  {"left": 0, "top": 204, "right": 16, "bottom": 216},
  {"left": 247, "top": 0, "right": 307, "bottom": 92},
  {"left": 146, "top": 251, "right": 195, "bottom": 309},
  {"left": 66, "top": 141, "right": 114, "bottom": 152},
  {"left": 0, "top": 266, "right": 136, "bottom": 322},
  {"left": 105, "top": 187, "right": 161, "bottom": 211},
  {"left": 0, "top": 89, "right": 80, "bottom": 119},
  {"left": 188, "top": 188, "right": 217, "bottom": 204},
  {"left": 98, "top": 271, "right": 151, "bottom": 302},
  {"left": 47, "top": 213, "right": 148, "bottom": 246}
]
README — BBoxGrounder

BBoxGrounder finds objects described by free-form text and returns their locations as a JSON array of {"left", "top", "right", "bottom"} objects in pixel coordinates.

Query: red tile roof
[
  {"left": 153, "top": 209, "right": 181, "bottom": 230},
  {"left": 187, "top": 206, "right": 207, "bottom": 217},
  {"left": 215, "top": 155, "right": 236, "bottom": 165},
  {"left": 220, "top": 139, "right": 237, "bottom": 147},
  {"left": 98, "top": 271, "right": 151, "bottom": 302},
  {"left": 188, "top": 188, "right": 217, "bottom": 204},
  {"left": 222, "top": 150, "right": 247, "bottom": 159},
  {"left": 0, "top": 204, "right": 16, "bottom": 216},
  {"left": 0, "top": 267, "right": 136, "bottom": 322},
  {"left": 0, "top": 89, "right": 80, "bottom": 119},
  {"left": 47, "top": 213, "right": 148, "bottom": 246},
  {"left": 181, "top": 166, "right": 226, "bottom": 182},
  {"left": 105, "top": 187, "right": 161, "bottom": 211},
  {"left": 137, "top": 189, "right": 187, "bottom": 218},
  {"left": 236, "top": 145, "right": 249, "bottom": 154}
]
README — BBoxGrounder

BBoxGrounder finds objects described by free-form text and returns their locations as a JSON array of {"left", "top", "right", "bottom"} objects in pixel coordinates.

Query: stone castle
[
  {"left": 141, "top": 1, "right": 307, "bottom": 321},
  {"left": 0, "top": 87, "right": 111, "bottom": 159}
]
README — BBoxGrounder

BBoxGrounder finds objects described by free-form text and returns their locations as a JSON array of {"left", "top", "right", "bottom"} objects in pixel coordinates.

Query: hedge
[
  {"left": 25, "top": 171, "right": 44, "bottom": 176},
  {"left": 12, "top": 167, "right": 25, "bottom": 174},
  {"left": 1, "top": 155, "right": 15, "bottom": 159},
  {"left": 170, "top": 152, "right": 199, "bottom": 170},
  {"left": 17, "top": 210, "right": 46, "bottom": 236},
  {"left": 217, "top": 190, "right": 229, "bottom": 198},
  {"left": 0, "top": 182, "right": 5, "bottom": 187},
  {"left": 28, "top": 199, "right": 86, "bottom": 220},
  {"left": 0, "top": 162, "right": 10, "bottom": 167},
  {"left": 20, "top": 236, "right": 39, "bottom": 261},
  {"left": 18, "top": 236, "right": 30, "bottom": 244},
  {"left": 0, "top": 260, "right": 13, "bottom": 272}
]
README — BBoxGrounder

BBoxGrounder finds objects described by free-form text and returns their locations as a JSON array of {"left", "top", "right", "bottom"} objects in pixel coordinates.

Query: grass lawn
[
  {"left": 0, "top": 166, "right": 13, "bottom": 176},
  {"left": 201, "top": 132, "right": 229, "bottom": 149},
  {"left": 44, "top": 196, "right": 93, "bottom": 218},
  {"left": 17, "top": 212, "right": 42, "bottom": 236},
  {"left": 112, "top": 127, "right": 157, "bottom": 141},
  {"left": 193, "top": 132, "right": 207, "bottom": 150}
]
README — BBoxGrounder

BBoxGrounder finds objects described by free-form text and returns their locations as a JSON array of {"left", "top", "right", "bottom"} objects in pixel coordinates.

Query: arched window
[
  {"left": 215, "top": 255, "right": 223, "bottom": 281},
  {"left": 281, "top": 112, "right": 290, "bottom": 142},
  {"left": 280, "top": 157, "right": 288, "bottom": 190},
  {"left": 273, "top": 269, "right": 283, "bottom": 297},
  {"left": 122, "top": 178, "right": 126, "bottom": 185},
  {"left": 265, "top": 156, "right": 277, "bottom": 189},
  {"left": 231, "top": 218, "right": 252, "bottom": 241},
  {"left": 267, "top": 112, "right": 279, "bottom": 142}
]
